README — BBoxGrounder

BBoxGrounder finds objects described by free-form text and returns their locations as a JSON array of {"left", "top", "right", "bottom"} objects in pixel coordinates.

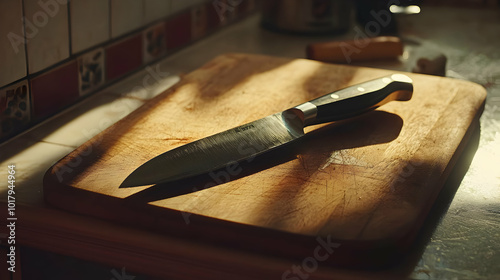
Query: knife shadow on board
[{"left": 123, "top": 110, "right": 404, "bottom": 204}]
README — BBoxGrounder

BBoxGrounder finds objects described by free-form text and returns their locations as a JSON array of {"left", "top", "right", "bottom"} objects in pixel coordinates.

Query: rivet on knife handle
[
  {"left": 120, "top": 74, "right": 413, "bottom": 188},
  {"left": 293, "top": 74, "right": 413, "bottom": 126}
]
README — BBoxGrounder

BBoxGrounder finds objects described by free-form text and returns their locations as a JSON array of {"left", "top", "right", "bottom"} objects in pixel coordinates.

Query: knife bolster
[{"left": 293, "top": 102, "right": 318, "bottom": 126}]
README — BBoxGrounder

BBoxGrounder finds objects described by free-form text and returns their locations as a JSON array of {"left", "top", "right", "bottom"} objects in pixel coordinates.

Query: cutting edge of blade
[{"left": 119, "top": 112, "right": 304, "bottom": 188}]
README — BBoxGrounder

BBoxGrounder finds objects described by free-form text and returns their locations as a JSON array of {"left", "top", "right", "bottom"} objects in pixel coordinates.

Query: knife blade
[{"left": 120, "top": 74, "right": 413, "bottom": 188}]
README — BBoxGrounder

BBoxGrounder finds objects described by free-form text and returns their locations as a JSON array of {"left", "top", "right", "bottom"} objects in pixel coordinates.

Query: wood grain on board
[{"left": 44, "top": 53, "right": 486, "bottom": 267}]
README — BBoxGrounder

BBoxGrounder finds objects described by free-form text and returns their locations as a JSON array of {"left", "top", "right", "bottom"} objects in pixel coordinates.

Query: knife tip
[
  {"left": 119, "top": 177, "right": 140, "bottom": 188},
  {"left": 118, "top": 183, "right": 133, "bottom": 188},
  {"left": 119, "top": 176, "right": 157, "bottom": 188}
]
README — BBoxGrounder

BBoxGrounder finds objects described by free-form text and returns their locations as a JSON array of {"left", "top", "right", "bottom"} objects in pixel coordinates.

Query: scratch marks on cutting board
[
  {"left": 320, "top": 149, "right": 371, "bottom": 170},
  {"left": 162, "top": 136, "right": 194, "bottom": 143}
]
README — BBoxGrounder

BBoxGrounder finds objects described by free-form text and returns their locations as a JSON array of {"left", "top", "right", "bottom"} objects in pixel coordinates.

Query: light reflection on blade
[{"left": 120, "top": 111, "right": 304, "bottom": 188}]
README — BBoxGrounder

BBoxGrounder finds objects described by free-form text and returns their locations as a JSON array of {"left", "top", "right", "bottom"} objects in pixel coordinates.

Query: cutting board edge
[
  {"left": 393, "top": 96, "right": 484, "bottom": 250},
  {"left": 41, "top": 53, "right": 488, "bottom": 269},
  {"left": 42, "top": 54, "right": 488, "bottom": 239},
  {"left": 43, "top": 164, "right": 416, "bottom": 242},
  {"left": 42, "top": 169, "right": 421, "bottom": 269},
  {"left": 42, "top": 110, "right": 484, "bottom": 270}
]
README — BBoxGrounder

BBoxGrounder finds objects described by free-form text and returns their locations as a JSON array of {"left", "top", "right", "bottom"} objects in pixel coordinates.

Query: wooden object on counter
[
  {"left": 307, "top": 36, "right": 404, "bottom": 64},
  {"left": 43, "top": 53, "right": 485, "bottom": 268},
  {"left": 413, "top": 52, "right": 447, "bottom": 76}
]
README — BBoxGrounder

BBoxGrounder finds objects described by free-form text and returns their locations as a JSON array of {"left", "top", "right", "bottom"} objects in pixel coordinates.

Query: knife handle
[{"left": 294, "top": 74, "right": 413, "bottom": 126}]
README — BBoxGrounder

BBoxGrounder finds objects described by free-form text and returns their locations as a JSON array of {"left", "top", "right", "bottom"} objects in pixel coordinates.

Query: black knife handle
[{"left": 293, "top": 74, "right": 413, "bottom": 126}]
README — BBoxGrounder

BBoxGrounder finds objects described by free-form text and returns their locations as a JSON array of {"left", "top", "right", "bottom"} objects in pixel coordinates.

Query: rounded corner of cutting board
[
  {"left": 38, "top": 53, "right": 487, "bottom": 268},
  {"left": 42, "top": 163, "right": 68, "bottom": 201},
  {"left": 42, "top": 158, "right": 88, "bottom": 208}
]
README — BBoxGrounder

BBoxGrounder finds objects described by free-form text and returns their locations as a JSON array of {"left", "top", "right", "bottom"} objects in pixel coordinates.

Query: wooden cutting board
[{"left": 44, "top": 53, "right": 485, "bottom": 268}]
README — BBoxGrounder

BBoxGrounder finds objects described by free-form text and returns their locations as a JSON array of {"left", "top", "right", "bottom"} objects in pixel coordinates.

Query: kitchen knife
[{"left": 120, "top": 74, "right": 413, "bottom": 188}]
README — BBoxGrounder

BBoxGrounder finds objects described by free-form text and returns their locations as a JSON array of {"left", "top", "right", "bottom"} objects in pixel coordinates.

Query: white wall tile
[
  {"left": 111, "top": 0, "right": 144, "bottom": 38},
  {"left": 70, "top": 0, "right": 110, "bottom": 53},
  {"left": 144, "top": 0, "right": 171, "bottom": 24},
  {"left": 24, "top": 0, "right": 70, "bottom": 74},
  {"left": 0, "top": 0, "right": 27, "bottom": 87}
]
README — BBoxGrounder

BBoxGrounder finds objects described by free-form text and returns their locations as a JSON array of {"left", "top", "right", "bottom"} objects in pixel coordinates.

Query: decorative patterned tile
[
  {"left": 24, "top": 0, "right": 70, "bottom": 73},
  {"left": 144, "top": 0, "right": 171, "bottom": 24},
  {"left": 31, "top": 61, "right": 79, "bottom": 120},
  {"left": 0, "top": 0, "right": 253, "bottom": 141},
  {"left": 110, "top": 0, "right": 144, "bottom": 38},
  {"left": 165, "top": 11, "right": 192, "bottom": 50},
  {"left": 143, "top": 23, "right": 167, "bottom": 63},
  {"left": 0, "top": 0, "right": 27, "bottom": 88},
  {"left": 106, "top": 34, "right": 143, "bottom": 81},
  {"left": 78, "top": 48, "right": 105, "bottom": 96},
  {"left": 0, "top": 80, "right": 30, "bottom": 141},
  {"left": 70, "top": 0, "right": 110, "bottom": 54},
  {"left": 191, "top": 3, "right": 209, "bottom": 40}
]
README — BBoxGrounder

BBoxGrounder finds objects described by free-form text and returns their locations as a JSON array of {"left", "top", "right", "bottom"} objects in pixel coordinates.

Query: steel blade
[{"left": 120, "top": 112, "right": 304, "bottom": 188}]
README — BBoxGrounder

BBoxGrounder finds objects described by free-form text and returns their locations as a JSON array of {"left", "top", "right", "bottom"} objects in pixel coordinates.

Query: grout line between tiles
[
  {"left": 67, "top": 1, "right": 72, "bottom": 55},
  {"left": 21, "top": 0, "right": 29, "bottom": 80},
  {"left": 108, "top": 0, "right": 112, "bottom": 40},
  {"left": 2, "top": 1, "right": 257, "bottom": 143}
]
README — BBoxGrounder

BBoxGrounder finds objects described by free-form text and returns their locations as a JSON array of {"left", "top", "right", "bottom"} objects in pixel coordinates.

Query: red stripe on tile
[
  {"left": 31, "top": 61, "right": 79, "bottom": 119},
  {"left": 106, "top": 34, "right": 143, "bottom": 81},
  {"left": 165, "top": 11, "right": 192, "bottom": 50}
]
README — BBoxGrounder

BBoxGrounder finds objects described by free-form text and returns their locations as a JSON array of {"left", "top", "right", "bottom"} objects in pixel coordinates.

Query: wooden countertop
[{"left": 1, "top": 7, "right": 500, "bottom": 279}]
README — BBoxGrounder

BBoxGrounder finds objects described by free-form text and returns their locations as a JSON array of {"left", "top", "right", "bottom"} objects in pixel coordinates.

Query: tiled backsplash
[
  {"left": 70, "top": 0, "right": 110, "bottom": 53},
  {"left": 0, "top": 1, "right": 27, "bottom": 88},
  {"left": 0, "top": 0, "right": 257, "bottom": 142}
]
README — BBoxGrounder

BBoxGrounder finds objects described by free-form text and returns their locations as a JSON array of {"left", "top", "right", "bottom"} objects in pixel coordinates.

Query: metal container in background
[{"left": 261, "top": 0, "right": 353, "bottom": 35}]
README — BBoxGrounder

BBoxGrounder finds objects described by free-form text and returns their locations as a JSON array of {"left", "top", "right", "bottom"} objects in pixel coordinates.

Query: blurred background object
[
  {"left": 412, "top": 52, "right": 447, "bottom": 76},
  {"left": 306, "top": 36, "right": 404, "bottom": 63},
  {"left": 1, "top": 1, "right": 499, "bottom": 279},
  {"left": 355, "top": 0, "right": 423, "bottom": 35},
  {"left": 261, "top": 0, "right": 353, "bottom": 34}
]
